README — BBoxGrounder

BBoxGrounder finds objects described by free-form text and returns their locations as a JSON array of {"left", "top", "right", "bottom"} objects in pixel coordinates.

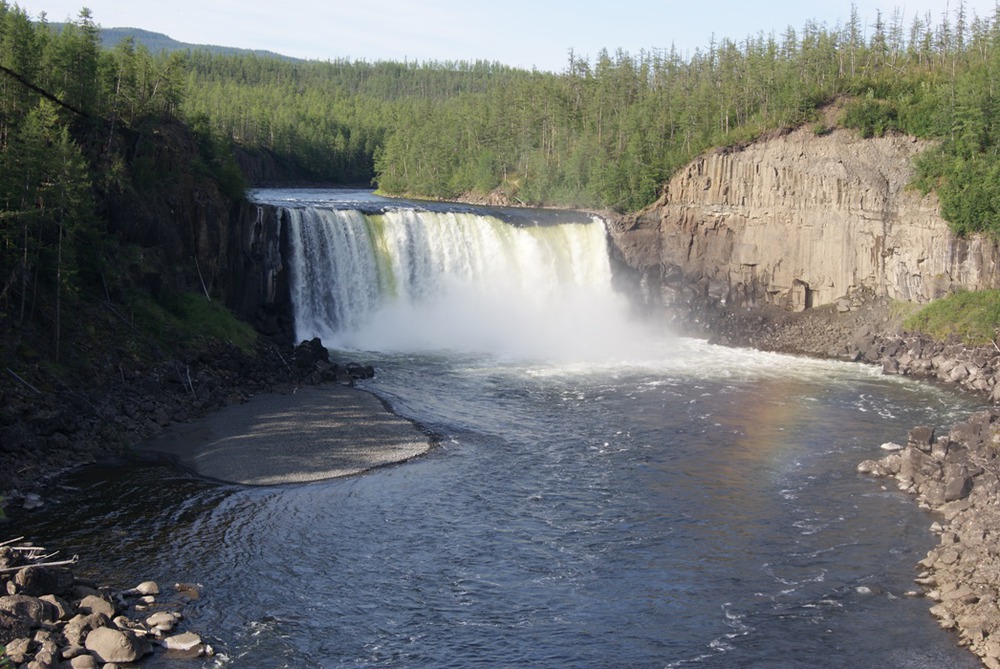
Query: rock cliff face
[{"left": 609, "top": 125, "right": 1000, "bottom": 313}]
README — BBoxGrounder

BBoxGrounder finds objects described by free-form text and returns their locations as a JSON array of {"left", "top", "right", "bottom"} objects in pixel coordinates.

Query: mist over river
[{"left": 13, "top": 191, "right": 986, "bottom": 667}]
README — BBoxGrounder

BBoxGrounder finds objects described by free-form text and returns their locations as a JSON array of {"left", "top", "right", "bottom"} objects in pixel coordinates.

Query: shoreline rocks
[
  {"left": 0, "top": 542, "right": 209, "bottom": 667},
  {"left": 859, "top": 412, "right": 1000, "bottom": 668}
]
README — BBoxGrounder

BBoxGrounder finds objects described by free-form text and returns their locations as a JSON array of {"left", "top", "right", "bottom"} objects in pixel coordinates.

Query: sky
[{"left": 20, "top": 0, "right": 1000, "bottom": 72}]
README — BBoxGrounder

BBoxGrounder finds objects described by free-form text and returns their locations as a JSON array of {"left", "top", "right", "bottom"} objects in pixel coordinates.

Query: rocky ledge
[{"left": 859, "top": 411, "right": 1000, "bottom": 668}]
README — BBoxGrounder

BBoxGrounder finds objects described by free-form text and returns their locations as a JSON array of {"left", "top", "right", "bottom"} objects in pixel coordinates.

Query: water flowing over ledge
[{"left": 252, "top": 188, "right": 652, "bottom": 361}]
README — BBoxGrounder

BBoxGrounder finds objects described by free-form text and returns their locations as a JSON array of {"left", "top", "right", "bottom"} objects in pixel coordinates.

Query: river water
[{"left": 14, "top": 191, "right": 985, "bottom": 668}]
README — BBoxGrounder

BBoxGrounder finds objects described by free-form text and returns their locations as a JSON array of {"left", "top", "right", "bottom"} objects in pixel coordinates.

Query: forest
[{"left": 0, "top": 1, "right": 999, "bottom": 363}]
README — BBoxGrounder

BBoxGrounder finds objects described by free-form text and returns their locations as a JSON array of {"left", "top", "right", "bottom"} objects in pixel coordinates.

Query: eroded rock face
[{"left": 609, "top": 125, "right": 1000, "bottom": 313}]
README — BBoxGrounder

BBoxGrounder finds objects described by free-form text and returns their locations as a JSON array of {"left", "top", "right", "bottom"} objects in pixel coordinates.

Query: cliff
[
  {"left": 609, "top": 124, "right": 1000, "bottom": 314},
  {"left": 92, "top": 121, "right": 292, "bottom": 340}
]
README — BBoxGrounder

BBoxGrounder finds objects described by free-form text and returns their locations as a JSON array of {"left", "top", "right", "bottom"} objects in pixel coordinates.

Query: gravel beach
[{"left": 140, "top": 384, "right": 431, "bottom": 485}]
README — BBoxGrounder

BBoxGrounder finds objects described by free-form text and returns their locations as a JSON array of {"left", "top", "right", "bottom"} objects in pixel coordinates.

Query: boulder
[
  {"left": 37, "top": 594, "right": 71, "bottom": 621},
  {"left": 84, "top": 627, "right": 150, "bottom": 664},
  {"left": 145, "top": 610, "right": 180, "bottom": 631},
  {"left": 161, "top": 630, "right": 204, "bottom": 654},
  {"left": 13, "top": 566, "right": 74, "bottom": 598},
  {"left": 63, "top": 613, "right": 109, "bottom": 647},
  {"left": 124, "top": 581, "right": 160, "bottom": 597},
  {"left": 0, "top": 595, "right": 54, "bottom": 628},
  {"left": 293, "top": 338, "right": 329, "bottom": 368},
  {"left": 77, "top": 594, "right": 115, "bottom": 618},
  {"left": 908, "top": 426, "right": 935, "bottom": 453},
  {"left": 0, "top": 610, "right": 30, "bottom": 645},
  {"left": 3, "top": 636, "right": 34, "bottom": 663},
  {"left": 944, "top": 464, "right": 974, "bottom": 502}
]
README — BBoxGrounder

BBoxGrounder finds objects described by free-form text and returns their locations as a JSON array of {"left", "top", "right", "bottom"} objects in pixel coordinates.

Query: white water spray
[{"left": 285, "top": 204, "right": 656, "bottom": 361}]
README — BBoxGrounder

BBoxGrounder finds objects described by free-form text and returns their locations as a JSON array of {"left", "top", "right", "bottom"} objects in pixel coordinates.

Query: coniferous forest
[{"left": 0, "top": 1, "right": 999, "bottom": 364}]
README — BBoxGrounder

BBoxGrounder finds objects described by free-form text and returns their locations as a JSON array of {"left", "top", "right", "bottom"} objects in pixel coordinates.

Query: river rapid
[{"left": 14, "top": 191, "right": 988, "bottom": 668}]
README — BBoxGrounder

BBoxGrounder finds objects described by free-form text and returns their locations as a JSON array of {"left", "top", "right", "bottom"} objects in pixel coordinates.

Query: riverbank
[
  {"left": 1, "top": 335, "right": 433, "bottom": 666},
  {"left": 859, "top": 412, "right": 1000, "bottom": 668},
  {"left": 0, "top": 335, "right": 410, "bottom": 507},
  {"left": 678, "top": 293, "right": 1000, "bottom": 667}
]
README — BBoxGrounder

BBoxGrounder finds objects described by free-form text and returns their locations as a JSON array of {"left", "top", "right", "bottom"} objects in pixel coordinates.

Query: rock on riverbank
[
  {"left": 0, "top": 541, "right": 209, "bottom": 667},
  {"left": 859, "top": 411, "right": 1000, "bottom": 667}
]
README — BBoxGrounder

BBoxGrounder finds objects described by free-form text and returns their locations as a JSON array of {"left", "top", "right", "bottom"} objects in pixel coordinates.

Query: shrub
[{"left": 903, "top": 290, "right": 1000, "bottom": 346}]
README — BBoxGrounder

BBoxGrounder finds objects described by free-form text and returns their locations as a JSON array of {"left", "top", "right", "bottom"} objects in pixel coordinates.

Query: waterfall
[{"left": 284, "top": 203, "right": 647, "bottom": 360}]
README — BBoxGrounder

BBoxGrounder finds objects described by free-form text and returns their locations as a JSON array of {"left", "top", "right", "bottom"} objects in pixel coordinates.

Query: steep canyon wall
[{"left": 609, "top": 126, "right": 1000, "bottom": 314}]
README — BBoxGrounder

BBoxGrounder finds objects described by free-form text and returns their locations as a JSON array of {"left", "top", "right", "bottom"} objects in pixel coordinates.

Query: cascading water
[{"left": 283, "top": 196, "right": 647, "bottom": 359}]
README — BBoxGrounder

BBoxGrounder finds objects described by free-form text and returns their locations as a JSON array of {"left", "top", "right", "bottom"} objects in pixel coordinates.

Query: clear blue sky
[{"left": 22, "top": 0, "right": 999, "bottom": 72}]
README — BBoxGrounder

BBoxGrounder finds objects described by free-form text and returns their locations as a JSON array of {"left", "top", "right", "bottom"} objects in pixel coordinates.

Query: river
[{"left": 14, "top": 190, "right": 984, "bottom": 668}]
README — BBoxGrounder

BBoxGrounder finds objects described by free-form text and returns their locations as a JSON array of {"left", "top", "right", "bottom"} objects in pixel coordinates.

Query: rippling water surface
[{"left": 16, "top": 338, "right": 986, "bottom": 668}]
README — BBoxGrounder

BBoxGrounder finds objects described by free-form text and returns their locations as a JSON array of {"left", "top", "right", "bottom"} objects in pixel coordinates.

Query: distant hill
[{"left": 49, "top": 23, "right": 300, "bottom": 61}]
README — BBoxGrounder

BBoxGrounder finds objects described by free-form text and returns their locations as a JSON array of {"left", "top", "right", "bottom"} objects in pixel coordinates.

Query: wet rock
[
  {"left": 124, "top": 581, "right": 160, "bottom": 597},
  {"left": 145, "top": 611, "right": 180, "bottom": 632},
  {"left": 161, "top": 630, "right": 204, "bottom": 656},
  {"left": 293, "top": 337, "right": 329, "bottom": 368}
]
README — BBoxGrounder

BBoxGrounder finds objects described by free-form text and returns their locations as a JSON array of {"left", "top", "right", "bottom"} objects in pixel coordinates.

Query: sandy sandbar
[{"left": 140, "top": 385, "right": 431, "bottom": 485}]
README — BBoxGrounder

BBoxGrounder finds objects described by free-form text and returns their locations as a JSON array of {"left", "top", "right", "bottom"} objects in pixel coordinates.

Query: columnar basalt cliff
[{"left": 609, "top": 125, "right": 1000, "bottom": 315}]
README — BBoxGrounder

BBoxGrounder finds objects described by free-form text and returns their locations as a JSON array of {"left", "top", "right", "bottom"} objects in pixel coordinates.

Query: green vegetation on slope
[
  {"left": 0, "top": 2, "right": 251, "bottom": 370},
  {"left": 904, "top": 290, "right": 1000, "bottom": 346},
  {"left": 130, "top": 291, "right": 259, "bottom": 354}
]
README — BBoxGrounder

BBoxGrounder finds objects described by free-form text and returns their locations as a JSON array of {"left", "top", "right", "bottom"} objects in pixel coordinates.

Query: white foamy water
[{"left": 276, "top": 194, "right": 654, "bottom": 362}]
